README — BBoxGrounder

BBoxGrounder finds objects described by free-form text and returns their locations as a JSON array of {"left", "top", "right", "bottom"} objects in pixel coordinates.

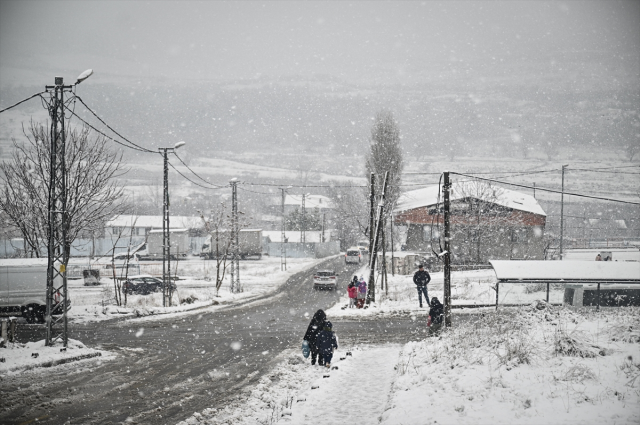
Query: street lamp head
[
  {"left": 174, "top": 141, "right": 186, "bottom": 149},
  {"left": 75, "top": 69, "right": 93, "bottom": 85}
]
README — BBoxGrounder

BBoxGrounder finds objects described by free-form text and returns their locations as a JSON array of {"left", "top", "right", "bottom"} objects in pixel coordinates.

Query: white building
[{"left": 105, "top": 215, "right": 204, "bottom": 237}]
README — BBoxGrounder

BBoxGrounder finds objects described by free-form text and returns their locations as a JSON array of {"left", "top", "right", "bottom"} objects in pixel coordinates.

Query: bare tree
[
  {"left": 0, "top": 122, "right": 127, "bottom": 257},
  {"left": 366, "top": 110, "right": 404, "bottom": 213},
  {"left": 326, "top": 181, "right": 368, "bottom": 250},
  {"left": 200, "top": 204, "right": 248, "bottom": 295}
]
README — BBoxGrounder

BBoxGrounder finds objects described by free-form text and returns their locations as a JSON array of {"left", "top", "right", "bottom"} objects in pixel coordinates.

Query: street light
[
  {"left": 75, "top": 69, "right": 93, "bottom": 85},
  {"left": 158, "top": 141, "right": 186, "bottom": 307}
]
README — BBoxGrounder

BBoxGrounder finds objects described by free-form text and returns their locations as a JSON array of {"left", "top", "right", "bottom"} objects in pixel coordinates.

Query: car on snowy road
[
  {"left": 345, "top": 247, "right": 362, "bottom": 264},
  {"left": 313, "top": 270, "right": 338, "bottom": 290},
  {"left": 123, "top": 275, "right": 176, "bottom": 295}
]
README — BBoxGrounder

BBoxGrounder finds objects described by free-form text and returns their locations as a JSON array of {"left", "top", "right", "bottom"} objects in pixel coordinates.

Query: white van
[
  {"left": 345, "top": 247, "right": 362, "bottom": 264},
  {"left": 0, "top": 259, "right": 69, "bottom": 323}
]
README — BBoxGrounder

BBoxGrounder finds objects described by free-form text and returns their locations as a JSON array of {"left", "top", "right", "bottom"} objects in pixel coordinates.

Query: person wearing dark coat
[
  {"left": 413, "top": 264, "right": 432, "bottom": 307},
  {"left": 316, "top": 320, "right": 338, "bottom": 367},
  {"left": 303, "top": 309, "right": 327, "bottom": 365},
  {"left": 428, "top": 297, "right": 444, "bottom": 336}
]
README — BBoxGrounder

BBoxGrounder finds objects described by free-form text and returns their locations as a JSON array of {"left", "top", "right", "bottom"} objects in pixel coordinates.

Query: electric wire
[
  {"left": 74, "top": 96, "right": 155, "bottom": 153},
  {"left": 453, "top": 172, "right": 640, "bottom": 205},
  {"left": 62, "top": 104, "right": 150, "bottom": 153},
  {"left": 167, "top": 160, "right": 225, "bottom": 190},
  {"left": 172, "top": 152, "right": 226, "bottom": 188},
  {"left": 0, "top": 91, "right": 47, "bottom": 114}
]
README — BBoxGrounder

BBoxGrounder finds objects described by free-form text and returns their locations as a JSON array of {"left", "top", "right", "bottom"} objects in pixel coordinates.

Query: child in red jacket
[{"left": 347, "top": 276, "right": 358, "bottom": 308}]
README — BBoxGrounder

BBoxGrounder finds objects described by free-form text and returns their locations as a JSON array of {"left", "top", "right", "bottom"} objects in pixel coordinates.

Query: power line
[
  {"left": 0, "top": 91, "right": 47, "bottom": 114},
  {"left": 62, "top": 103, "right": 150, "bottom": 153},
  {"left": 167, "top": 160, "right": 225, "bottom": 190},
  {"left": 453, "top": 172, "right": 640, "bottom": 205},
  {"left": 74, "top": 96, "right": 155, "bottom": 153},
  {"left": 172, "top": 153, "right": 226, "bottom": 188}
]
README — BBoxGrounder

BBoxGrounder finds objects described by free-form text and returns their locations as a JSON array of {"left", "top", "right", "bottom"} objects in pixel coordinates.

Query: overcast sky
[{"left": 0, "top": 1, "right": 638, "bottom": 88}]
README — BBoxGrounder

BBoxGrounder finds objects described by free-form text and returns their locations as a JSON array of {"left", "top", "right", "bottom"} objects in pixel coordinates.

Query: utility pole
[
  {"left": 443, "top": 171, "right": 452, "bottom": 327},
  {"left": 368, "top": 173, "right": 376, "bottom": 257},
  {"left": 44, "top": 76, "right": 72, "bottom": 347},
  {"left": 390, "top": 213, "right": 395, "bottom": 277},
  {"left": 321, "top": 211, "right": 326, "bottom": 243},
  {"left": 301, "top": 193, "right": 306, "bottom": 244},
  {"left": 230, "top": 179, "right": 240, "bottom": 292},
  {"left": 280, "top": 187, "right": 287, "bottom": 271},
  {"left": 159, "top": 141, "right": 185, "bottom": 307},
  {"left": 367, "top": 172, "right": 389, "bottom": 305},
  {"left": 43, "top": 70, "right": 93, "bottom": 347},
  {"left": 559, "top": 165, "right": 568, "bottom": 260},
  {"left": 381, "top": 215, "right": 387, "bottom": 294}
]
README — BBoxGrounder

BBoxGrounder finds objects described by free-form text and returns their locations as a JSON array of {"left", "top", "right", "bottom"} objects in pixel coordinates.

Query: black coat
[
  {"left": 413, "top": 270, "right": 431, "bottom": 287},
  {"left": 303, "top": 309, "right": 326, "bottom": 345},
  {"left": 316, "top": 329, "right": 338, "bottom": 356},
  {"left": 429, "top": 300, "right": 444, "bottom": 325}
]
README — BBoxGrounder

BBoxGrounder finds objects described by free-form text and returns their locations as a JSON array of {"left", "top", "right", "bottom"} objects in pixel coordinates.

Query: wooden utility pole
[
  {"left": 443, "top": 171, "right": 452, "bottom": 327},
  {"left": 367, "top": 172, "right": 389, "bottom": 305},
  {"left": 559, "top": 165, "right": 568, "bottom": 260},
  {"left": 368, "top": 173, "right": 376, "bottom": 256}
]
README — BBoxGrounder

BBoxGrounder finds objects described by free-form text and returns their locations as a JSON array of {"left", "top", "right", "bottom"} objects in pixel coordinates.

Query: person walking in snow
[
  {"left": 428, "top": 297, "right": 444, "bottom": 336},
  {"left": 356, "top": 278, "right": 367, "bottom": 308},
  {"left": 303, "top": 309, "right": 327, "bottom": 365},
  {"left": 413, "top": 264, "right": 431, "bottom": 308},
  {"left": 316, "top": 320, "right": 338, "bottom": 367},
  {"left": 347, "top": 277, "right": 358, "bottom": 308}
]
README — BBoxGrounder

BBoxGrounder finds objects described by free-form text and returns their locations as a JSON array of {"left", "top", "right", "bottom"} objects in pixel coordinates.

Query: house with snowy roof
[
  {"left": 105, "top": 215, "right": 205, "bottom": 237},
  {"left": 393, "top": 182, "right": 547, "bottom": 264}
]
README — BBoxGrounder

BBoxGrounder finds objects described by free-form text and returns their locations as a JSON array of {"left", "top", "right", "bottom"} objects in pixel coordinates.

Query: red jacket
[{"left": 348, "top": 286, "right": 358, "bottom": 298}]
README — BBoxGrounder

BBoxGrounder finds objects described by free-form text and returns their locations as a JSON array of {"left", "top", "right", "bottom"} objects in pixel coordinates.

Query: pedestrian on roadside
[
  {"left": 347, "top": 278, "right": 358, "bottom": 308},
  {"left": 413, "top": 264, "right": 431, "bottom": 308},
  {"left": 356, "top": 278, "right": 367, "bottom": 308},
  {"left": 303, "top": 309, "right": 327, "bottom": 366},
  {"left": 428, "top": 297, "right": 444, "bottom": 336},
  {"left": 316, "top": 320, "right": 338, "bottom": 368},
  {"left": 595, "top": 254, "right": 602, "bottom": 261}
]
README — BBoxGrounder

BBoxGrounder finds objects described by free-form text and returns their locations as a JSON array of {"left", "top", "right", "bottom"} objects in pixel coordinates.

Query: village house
[
  {"left": 394, "top": 182, "right": 547, "bottom": 264},
  {"left": 104, "top": 215, "right": 205, "bottom": 237}
]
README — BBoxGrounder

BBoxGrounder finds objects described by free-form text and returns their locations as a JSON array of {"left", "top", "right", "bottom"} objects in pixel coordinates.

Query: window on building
[{"left": 511, "top": 229, "right": 528, "bottom": 243}]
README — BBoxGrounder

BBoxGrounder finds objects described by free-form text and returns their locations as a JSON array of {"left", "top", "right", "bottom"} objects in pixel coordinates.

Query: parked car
[
  {"left": 123, "top": 275, "right": 176, "bottom": 295},
  {"left": 313, "top": 270, "right": 338, "bottom": 290},
  {"left": 345, "top": 247, "right": 362, "bottom": 264}
]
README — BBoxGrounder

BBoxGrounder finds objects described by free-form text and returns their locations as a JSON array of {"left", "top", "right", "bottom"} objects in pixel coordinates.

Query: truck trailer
[
  {"left": 0, "top": 259, "right": 69, "bottom": 323},
  {"left": 141, "top": 228, "right": 190, "bottom": 260}
]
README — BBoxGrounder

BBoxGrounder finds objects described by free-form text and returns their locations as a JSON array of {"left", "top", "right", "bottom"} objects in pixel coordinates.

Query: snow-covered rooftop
[
  {"left": 395, "top": 182, "right": 546, "bottom": 216},
  {"left": 490, "top": 260, "right": 640, "bottom": 282},
  {"left": 105, "top": 215, "right": 204, "bottom": 229}
]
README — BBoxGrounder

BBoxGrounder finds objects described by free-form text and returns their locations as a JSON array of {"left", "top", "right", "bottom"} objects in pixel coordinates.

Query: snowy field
[
  {"left": 67, "top": 256, "right": 330, "bottom": 323},
  {"left": 179, "top": 305, "right": 640, "bottom": 425},
  {"left": 325, "top": 266, "right": 564, "bottom": 319}
]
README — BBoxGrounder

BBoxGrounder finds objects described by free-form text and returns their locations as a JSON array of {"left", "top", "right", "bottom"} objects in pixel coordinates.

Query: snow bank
[{"left": 0, "top": 338, "right": 114, "bottom": 374}]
